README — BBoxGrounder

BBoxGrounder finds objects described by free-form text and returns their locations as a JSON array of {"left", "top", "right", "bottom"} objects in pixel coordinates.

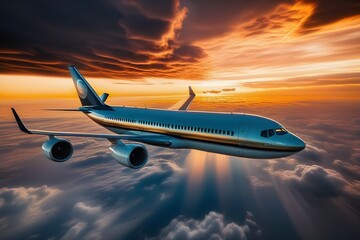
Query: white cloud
[
  {"left": 0, "top": 185, "right": 61, "bottom": 237},
  {"left": 152, "top": 211, "right": 261, "bottom": 240},
  {"left": 270, "top": 164, "right": 360, "bottom": 199},
  {"left": 61, "top": 202, "right": 108, "bottom": 240}
]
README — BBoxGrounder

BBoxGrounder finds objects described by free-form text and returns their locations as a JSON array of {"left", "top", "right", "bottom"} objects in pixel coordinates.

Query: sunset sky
[
  {"left": 0, "top": 0, "right": 360, "bottom": 98},
  {"left": 1, "top": 1, "right": 360, "bottom": 240}
]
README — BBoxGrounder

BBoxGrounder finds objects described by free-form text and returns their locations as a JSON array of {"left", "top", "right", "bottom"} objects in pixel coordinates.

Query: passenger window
[{"left": 231, "top": 131, "right": 234, "bottom": 136}]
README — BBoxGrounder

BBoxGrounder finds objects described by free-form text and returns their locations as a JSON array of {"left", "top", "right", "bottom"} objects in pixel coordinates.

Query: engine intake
[
  {"left": 110, "top": 143, "right": 148, "bottom": 169},
  {"left": 42, "top": 137, "right": 73, "bottom": 162}
]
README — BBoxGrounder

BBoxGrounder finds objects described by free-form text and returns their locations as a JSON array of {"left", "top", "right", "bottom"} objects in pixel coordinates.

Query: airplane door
[{"left": 238, "top": 125, "right": 248, "bottom": 146}]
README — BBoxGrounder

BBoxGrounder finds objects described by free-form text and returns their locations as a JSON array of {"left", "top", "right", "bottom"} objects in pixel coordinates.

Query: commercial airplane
[{"left": 12, "top": 65, "right": 306, "bottom": 169}]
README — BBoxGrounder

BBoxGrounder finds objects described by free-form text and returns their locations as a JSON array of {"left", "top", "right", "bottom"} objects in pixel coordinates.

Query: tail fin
[{"left": 68, "top": 65, "right": 105, "bottom": 106}]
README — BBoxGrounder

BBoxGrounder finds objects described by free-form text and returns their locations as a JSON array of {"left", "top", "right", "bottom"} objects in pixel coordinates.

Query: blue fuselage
[{"left": 85, "top": 106, "right": 305, "bottom": 159}]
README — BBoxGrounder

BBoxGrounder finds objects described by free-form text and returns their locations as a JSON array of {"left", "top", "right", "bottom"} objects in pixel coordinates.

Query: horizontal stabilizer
[
  {"left": 44, "top": 108, "right": 91, "bottom": 113},
  {"left": 100, "top": 93, "right": 109, "bottom": 103},
  {"left": 45, "top": 108, "right": 83, "bottom": 111}
]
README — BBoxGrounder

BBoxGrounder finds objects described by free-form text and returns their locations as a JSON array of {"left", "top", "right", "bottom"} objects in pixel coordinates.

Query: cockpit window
[
  {"left": 260, "top": 128, "right": 287, "bottom": 138},
  {"left": 268, "top": 129, "right": 274, "bottom": 137},
  {"left": 261, "top": 130, "right": 267, "bottom": 138},
  {"left": 275, "top": 128, "right": 288, "bottom": 135}
]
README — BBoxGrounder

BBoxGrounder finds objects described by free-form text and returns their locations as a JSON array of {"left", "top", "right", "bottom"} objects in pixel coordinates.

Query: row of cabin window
[
  {"left": 140, "top": 120, "right": 235, "bottom": 136},
  {"left": 106, "top": 117, "right": 135, "bottom": 123},
  {"left": 138, "top": 120, "right": 234, "bottom": 136},
  {"left": 107, "top": 117, "right": 234, "bottom": 136}
]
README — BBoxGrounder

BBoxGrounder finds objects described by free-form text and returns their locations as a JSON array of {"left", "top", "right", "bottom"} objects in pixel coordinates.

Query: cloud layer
[{"left": 1, "top": 93, "right": 360, "bottom": 239}]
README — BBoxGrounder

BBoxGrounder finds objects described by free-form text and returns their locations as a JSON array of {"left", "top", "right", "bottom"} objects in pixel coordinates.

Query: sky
[
  {"left": 1, "top": 0, "right": 360, "bottom": 97},
  {"left": 1, "top": 0, "right": 360, "bottom": 240}
]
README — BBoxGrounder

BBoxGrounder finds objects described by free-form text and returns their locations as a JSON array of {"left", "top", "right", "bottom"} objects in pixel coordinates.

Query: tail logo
[{"left": 76, "top": 79, "right": 88, "bottom": 99}]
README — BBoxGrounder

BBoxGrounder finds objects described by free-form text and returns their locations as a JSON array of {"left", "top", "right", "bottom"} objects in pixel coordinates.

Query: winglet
[
  {"left": 11, "top": 108, "right": 32, "bottom": 134},
  {"left": 189, "top": 86, "right": 195, "bottom": 96},
  {"left": 168, "top": 86, "right": 196, "bottom": 111}
]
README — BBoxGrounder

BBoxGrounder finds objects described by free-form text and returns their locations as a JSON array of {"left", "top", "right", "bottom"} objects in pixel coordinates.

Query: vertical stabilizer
[{"left": 68, "top": 65, "right": 105, "bottom": 106}]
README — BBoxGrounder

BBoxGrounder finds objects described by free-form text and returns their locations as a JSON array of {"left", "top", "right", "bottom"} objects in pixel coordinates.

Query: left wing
[
  {"left": 11, "top": 108, "right": 172, "bottom": 147},
  {"left": 168, "top": 86, "right": 196, "bottom": 111}
]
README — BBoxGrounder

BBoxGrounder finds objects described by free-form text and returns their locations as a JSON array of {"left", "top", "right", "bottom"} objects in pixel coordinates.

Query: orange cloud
[{"left": 197, "top": 2, "right": 360, "bottom": 93}]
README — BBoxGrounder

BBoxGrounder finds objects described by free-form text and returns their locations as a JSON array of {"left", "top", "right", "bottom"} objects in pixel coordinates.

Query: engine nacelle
[
  {"left": 42, "top": 137, "right": 73, "bottom": 162},
  {"left": 110, "top": 143, "right": 148, "bottom": 169}
]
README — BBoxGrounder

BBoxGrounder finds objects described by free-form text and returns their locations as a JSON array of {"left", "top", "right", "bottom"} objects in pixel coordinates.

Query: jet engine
[
  {"left": 42, "top": 137, "right": 73, "bottom": 162},
  {"left": 110, "top": 143, "right": 148, "bottom": 169}
]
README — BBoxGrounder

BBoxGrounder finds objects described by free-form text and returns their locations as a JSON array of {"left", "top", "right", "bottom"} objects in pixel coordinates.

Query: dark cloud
[
  {"left": 0, "top": 0, "right": 206, "bottom": 79},
  {"left": 123, "top": 0, "right": 180, "bottom": 20},
  {"left": 333, "top": 160, "right": 360, "bottom": 180},
  {"left": 119, "top": 14, "right": 172, "bottom": 41},
  {"left": 179, "top": 0, "right": 295, "bottom": 42},
  {"left": 301, "top": 0, "right": 360, "bottom": 31},
  {"left": 69, "top": 152, "right": 113, "bottom": 168},
  {"left": 172, "top": 44, "right": 207, "bottom": 61},
  {"left": 152, "top": 211, "right": 261, "bottom": 240}
]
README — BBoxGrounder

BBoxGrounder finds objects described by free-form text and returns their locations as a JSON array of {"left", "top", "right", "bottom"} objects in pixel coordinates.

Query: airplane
[{"left": 11, "top": 65, "right": 306, "bottom": 169}]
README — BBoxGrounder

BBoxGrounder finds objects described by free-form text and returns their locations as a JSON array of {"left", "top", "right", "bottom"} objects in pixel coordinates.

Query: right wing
[
  {"left": 168, "top": 86, "right": 196, "bottom": 111},
  {"left": 11, "top": 108, "right": 172, "bottom": 147}
]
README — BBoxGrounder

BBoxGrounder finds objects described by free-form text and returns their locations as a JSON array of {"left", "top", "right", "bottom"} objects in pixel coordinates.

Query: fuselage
[{"left": 85, "top": 106, "right": 306, "bottom": 159}]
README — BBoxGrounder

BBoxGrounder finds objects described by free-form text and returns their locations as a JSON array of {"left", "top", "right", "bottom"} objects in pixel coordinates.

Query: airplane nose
[{"left": 291, "top": 134, "right": 306, "bottom": 151}]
